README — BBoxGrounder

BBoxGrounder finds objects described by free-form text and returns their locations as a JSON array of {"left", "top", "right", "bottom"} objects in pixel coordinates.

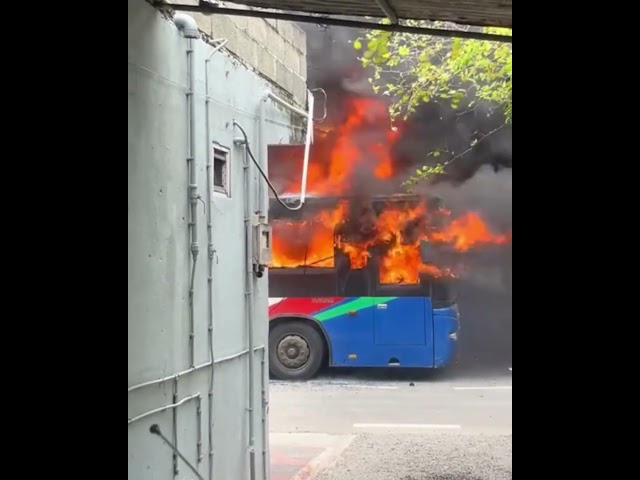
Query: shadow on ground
[{"left": 310, "top": 361, "right": 511, "bottom": 384}]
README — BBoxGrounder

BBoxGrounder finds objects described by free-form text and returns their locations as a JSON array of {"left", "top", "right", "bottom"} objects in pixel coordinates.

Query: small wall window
[{"left": 212, "top": 143, "right": 230, "bottom": 196}]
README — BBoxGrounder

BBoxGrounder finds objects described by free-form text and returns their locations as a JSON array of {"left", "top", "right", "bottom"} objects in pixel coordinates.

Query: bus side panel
[
  {"left": 433, "top": 305, "right": 460, "bottom": 367},
  {"left": 269, "top": 296, "right": 438, "bottom": 368},
  {"left": 372, "top": 297, "right": 430, "bottom": 346},
  {"left": 324, "top": 297, "right": 433, "bottom": 368},
  {"left": 321, "top": 298, "right": 375, "bottom": 366}
]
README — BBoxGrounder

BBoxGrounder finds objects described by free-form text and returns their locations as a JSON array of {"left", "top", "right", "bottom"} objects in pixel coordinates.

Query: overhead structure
[
  {"left": 230, "top": 0, "right": 512, "bottom": 28},
  {"left": 162, "top": 1, "right": 512, "bottom": 42}
]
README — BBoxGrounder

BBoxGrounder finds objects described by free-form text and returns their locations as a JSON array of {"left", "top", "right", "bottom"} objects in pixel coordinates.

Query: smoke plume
[
  {"left": 426, "top": 167, "right": 512, "bottom": 368},
  {"left": 298, "top": 23, "right": 512, "bottom": 368}
]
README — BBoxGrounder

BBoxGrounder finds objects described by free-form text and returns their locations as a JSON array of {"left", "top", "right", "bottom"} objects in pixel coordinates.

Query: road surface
[{"left": 269, "top": 367, "right": 512, "bottom": 479}]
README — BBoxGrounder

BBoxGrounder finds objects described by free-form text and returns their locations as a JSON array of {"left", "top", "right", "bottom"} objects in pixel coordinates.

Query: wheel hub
[{"left": 277, "top": 335, "right": 310, "bottom": 369}]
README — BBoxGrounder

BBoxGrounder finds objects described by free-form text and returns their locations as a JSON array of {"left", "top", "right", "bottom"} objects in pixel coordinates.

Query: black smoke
[
  {"left": 298, "top": 23, "right": 512, "bottom": 369},
  {"left": 425, "top": 167, "right": 512, "bottom": 369},
  {"left": 393, "top": 103, "right": 512, "bottom": 187},
  {"left": 300, "top": 22, "right": 512, "bottom": 187}
]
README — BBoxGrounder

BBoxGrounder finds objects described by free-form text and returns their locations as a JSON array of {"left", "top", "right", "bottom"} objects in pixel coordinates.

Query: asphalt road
[{"left": 269, "top": 366, "right": 512, "bottom": 479}]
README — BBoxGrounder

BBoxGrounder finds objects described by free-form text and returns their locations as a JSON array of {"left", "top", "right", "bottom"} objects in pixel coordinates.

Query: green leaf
[
  {"left": 451, "top": 38, "right": 462, "bottom": 58},
  {"left": 359, "top": 25, "right": 511, "bottom": 193}
]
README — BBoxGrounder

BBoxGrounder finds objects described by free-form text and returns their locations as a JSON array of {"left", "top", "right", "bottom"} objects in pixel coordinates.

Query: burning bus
[
  {"left": 268, "top": 193, "right": 460, "bottom": 380},
  {"left": 265, "top": 96, "right": 509, "bottom": 379}
]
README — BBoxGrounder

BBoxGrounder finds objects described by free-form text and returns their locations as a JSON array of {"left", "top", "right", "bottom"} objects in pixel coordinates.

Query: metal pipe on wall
[
  {"left": 173, "top": 377, "right": 180, "bottom": 476},
  {"left": 197, "top": 396, "right": 203, "bottom": 463},
  {"left": 264, "top": 90, "right": 314, "bottom": 209},
  {"left": 128, "top": 362, "right": 211, "bottom": 393},
  {"left": 174, "top": 17, "right": 201, "bottom": 479},
  {"left": 204, "top": 36, "right": 227, "bottom": 480},
  {"left": 240, "top": 142, "right": 258, "bottom": 480},
  {"left": 300, "top": 91, "right": 314, "bottom": 205},
  {"left": 266, "top": 91, "right": 308, "bottom": 119},
  {"left": 257, "top": 95, "right": 269, "bottom": 480},
  {"left": 186, "top": 35, "right": 199, "bottom": 370},
  {"left": 127, "top": 346, "right": 266, "bottom": 394},
  {"left": 127, "top": 393, "right": 201, "bottom": 425},
  {"left": 260, "top": 346, "right": 269, "bottom": 480},
  {"left": 258, "top": 98, "right": 267, "bottom": 215}
]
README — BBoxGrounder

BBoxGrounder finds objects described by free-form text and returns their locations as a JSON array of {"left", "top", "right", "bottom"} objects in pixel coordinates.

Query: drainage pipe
[
  {"left": 175, "top": 13, "right": 200, "bottom": 369},
  {"left": 204, "top": 36, "right": 227, "bottom": 480},
  {"left": 241, "top": 142, "right": 258, "bottom": 480},
  {"left": 174, "top": 16, "right": 200, "bottom": 480},
  {"left": 186, "top": 36, "right": 199, "bottom": 369},
  {"left": 260, "top": 346, "right": 269, "bottom": 480}
]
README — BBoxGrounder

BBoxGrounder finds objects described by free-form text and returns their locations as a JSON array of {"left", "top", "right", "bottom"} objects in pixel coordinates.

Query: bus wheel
[{"left": 269, "top": 321, "right": 324, "bottom": 380}]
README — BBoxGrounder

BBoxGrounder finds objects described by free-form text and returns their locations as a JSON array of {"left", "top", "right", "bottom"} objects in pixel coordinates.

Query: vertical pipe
[
  {"left": 258, "top": 98, "right": 269, "bottom": 480},
  {"left": 186, "top": 37, "right": 199, "bottom": 369},
  {"left": 204, "top": 46, "right": 215, "bottom": 480},
  {"left": 204, "top": 39, "right": 227, "bottom": 480},
  {"left": 299, "top": 91, "right": 314, "bottom": 205},
  {"left": 173, "top": 377, "right": 179, "bottom": 477},
  {"left": 196, "top": 396, "right": 203, "bottom": 463},
  {"left": 260, "top": 346, "right": 269, "bottom": 480},
  {"left": 263, "top": 90, "right": 314, "bottom": 209},
  {"left": 258, "top": 99, "right": 266, "bottom": 215},
  {"left": 242, "top": 143, "right": 257, "bottom": 480}
]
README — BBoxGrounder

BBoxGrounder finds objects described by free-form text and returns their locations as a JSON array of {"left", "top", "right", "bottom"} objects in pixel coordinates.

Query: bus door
[{"left": 372, "top": 285, "right": 432, "bottom": 346}]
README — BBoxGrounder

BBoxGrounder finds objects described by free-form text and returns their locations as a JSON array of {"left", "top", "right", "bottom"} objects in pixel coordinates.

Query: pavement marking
[
  {"left": 290, "top": 435, "right": 355, "bottom": 480},
  {"left": 453, "top": 386, "right": 512, "bottom": 391},
  {"left": 353, "top": 423, "right": 461, "bottom": 430}
]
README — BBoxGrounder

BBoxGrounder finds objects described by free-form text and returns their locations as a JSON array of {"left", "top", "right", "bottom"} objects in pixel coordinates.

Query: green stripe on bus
[{"left": 316, "top": 297, "right": 397, "bottom": 322}]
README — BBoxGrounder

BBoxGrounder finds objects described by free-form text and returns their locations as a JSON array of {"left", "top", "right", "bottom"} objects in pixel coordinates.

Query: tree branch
[{"left": 444, "top": 124, "right": 506, "bottom": 166}]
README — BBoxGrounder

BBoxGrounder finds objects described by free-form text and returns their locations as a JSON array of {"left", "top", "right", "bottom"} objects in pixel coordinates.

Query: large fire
[
  {"left": 268, "top": 96, "right": 511, "bottom": 284},
  {"left": 277, "top": 97, "right": 399, "bottom": 196}
]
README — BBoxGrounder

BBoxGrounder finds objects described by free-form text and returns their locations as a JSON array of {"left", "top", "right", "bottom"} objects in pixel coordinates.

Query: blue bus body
[
  {"left": 269, "top": 296, "right": 459, "bottom": 370},
  {"left": 267, "top": 195, "right": 460, "bottom": 380}
]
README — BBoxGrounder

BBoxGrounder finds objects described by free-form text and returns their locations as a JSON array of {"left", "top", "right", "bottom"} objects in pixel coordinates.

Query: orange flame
[
  {"left": 269, "top": 95, "right": 511, "bottom": 284},
  {"left": 270, "top": 199, "right": 507, "bottom": 284},
  {"left": 430, "top": 212, "right": 510, "bottom": 252},
  {"left": 281, "top": 97, "right": 400, "bottom": 196}
]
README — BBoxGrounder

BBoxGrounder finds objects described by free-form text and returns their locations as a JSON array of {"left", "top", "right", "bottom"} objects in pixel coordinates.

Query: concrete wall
[
  {"left": 192, "top": 2, "right": 307, "bottom": 106},
  {"left": 128, "top": 1, "right": 307, "bottom": 478}
]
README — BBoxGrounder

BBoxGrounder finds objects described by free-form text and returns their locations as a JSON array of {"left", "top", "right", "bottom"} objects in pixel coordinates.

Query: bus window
[
  {"left": 429, "top": 277, "right": 457, "bottom": 308},
  {"left": 269, "top": 269, "right": 337, "bottom": 297},
  {"left": 270, "top": 219, "right": 335, "bottom": 269}
]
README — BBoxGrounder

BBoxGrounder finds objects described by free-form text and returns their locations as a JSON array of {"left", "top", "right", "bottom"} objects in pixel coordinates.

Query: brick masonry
[{"left": 191, "top": 5, "right": 307, "bottom": 107}]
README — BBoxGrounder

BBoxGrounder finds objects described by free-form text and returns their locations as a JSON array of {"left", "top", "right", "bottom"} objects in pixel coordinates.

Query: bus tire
[{"left": 269, "top": 321, "right": 325, "bottom": 381}]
